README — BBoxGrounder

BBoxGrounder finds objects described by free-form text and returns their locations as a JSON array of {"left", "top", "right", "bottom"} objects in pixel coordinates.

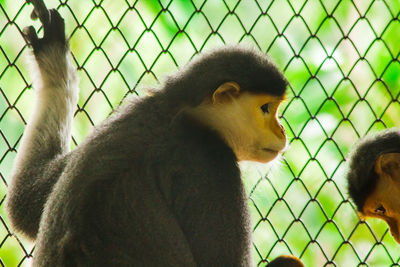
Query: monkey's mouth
[{"left": 262, "top": 148, "right": 279, "bottom": 154}]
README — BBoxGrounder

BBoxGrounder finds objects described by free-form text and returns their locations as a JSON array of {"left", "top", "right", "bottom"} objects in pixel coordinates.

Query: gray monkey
[{"left": 6, "top": 0, "right": 303, "bottom": 266}]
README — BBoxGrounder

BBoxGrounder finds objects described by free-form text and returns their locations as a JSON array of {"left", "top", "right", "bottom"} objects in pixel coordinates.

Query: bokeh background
[{"left": 0, "top": 0, "right": 399, "bottom": 266}]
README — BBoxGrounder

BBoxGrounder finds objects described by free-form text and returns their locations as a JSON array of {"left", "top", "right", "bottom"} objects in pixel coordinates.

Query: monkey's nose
[
  {"left": 280, "top": 124, "right": 285, "bottom": 135},
  {"left": 279, "top": 123, "right": 286, "bottom": 137}
]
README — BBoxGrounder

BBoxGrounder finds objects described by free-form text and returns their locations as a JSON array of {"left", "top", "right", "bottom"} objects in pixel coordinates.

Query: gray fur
[
  {"left": 6, "top": 4, "right": 288, "bottom": 267},
  {"left": 346, "top": 128, "right": 400, "bottom": 211}
]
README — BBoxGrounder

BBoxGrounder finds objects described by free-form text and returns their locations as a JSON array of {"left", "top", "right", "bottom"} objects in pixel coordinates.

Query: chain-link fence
[{"left": 0, "top": 0, "right": 399, "bottom": 266}]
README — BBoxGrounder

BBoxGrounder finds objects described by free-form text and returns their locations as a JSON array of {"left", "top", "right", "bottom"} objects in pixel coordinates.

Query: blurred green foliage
[{"left": 0, "top": 0, "right": 399, "bottom": 266}]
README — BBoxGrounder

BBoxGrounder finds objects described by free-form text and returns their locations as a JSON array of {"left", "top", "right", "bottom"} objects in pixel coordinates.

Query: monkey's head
[
  {"left": 169, "top": 46, "right": 288, "bottom": 163},
  {"left": 346, "top": 129, "right": 400, "bottom": 243},
  {"left": 189, "top": 81, "right": 287, "bottom": 163},
  {"left": 267, "top": 255, "right": 304, "bottom": 267}
]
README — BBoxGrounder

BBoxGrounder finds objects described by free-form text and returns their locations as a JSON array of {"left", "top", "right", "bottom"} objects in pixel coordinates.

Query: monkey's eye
[
  {"left": 261, "top": 103, "right": 270, "bottom": 114},
  {"left": 375, "top": 204, "right": 386, "bottom": 215}
]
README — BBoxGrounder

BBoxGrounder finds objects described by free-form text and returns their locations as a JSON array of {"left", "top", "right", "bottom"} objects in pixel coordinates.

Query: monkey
[
  {"left": 346, "top": 128, "right": 400, "bottom": 244},
  {"left": 5, "top": 0, "right": 304, "bottom": 266}
]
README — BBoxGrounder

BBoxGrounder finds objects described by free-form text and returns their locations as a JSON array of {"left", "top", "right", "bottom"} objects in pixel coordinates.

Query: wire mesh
[{"left": 0, "top": 0, "right": 399, "bottom": 266}]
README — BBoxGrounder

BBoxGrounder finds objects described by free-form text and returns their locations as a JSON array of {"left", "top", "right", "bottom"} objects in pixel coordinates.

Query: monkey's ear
[
  {"left": 212, "top": 82, "right": 240, "bottom": 104},
  {"left": 375, "top": 153, "right": 400, "bottom": 178}
]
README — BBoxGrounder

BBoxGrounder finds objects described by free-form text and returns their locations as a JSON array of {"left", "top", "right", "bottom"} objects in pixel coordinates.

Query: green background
[{"left": 0, "top": 0, "right": 399, "bottom": 266}]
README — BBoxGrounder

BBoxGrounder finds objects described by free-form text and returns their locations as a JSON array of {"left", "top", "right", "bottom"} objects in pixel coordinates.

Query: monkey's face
[
  {"left": 189, "top": 82, "right": 287, "bottom": 163},
  {"left": 226, "top": 92, "right": 287, "bottom": 163},
  {"left": 362, "top": 153, "right": 400, "bottom": 244}
]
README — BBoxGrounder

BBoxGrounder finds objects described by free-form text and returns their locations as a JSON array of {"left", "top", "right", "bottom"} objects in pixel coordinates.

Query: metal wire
[{"left": 0, "top": 0, "right": 399, "bottom": 266}]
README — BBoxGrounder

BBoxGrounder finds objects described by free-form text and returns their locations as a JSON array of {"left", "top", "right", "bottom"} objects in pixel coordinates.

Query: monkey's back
[{"left": 33, "top": 94, "right": 252, "bottom": 266}]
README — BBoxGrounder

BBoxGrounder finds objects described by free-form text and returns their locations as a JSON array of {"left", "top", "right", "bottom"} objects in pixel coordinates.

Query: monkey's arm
[{"left": 6, "top": 0, "right": 78, "bottom": 239}]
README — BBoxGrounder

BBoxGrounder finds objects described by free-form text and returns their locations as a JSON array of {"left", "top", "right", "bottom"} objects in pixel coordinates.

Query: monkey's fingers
[
  {"left": 22, "top": 26, "right": 39, "bottom": 47},
  {"left": 44, "top": 9, "right": 66, "bottom": 44},
  {"left": 28, "top": 0, "right": 50, "bottom": 26},
  {"left": 24, "top": 1, "right": 67, "bottom": 54}
]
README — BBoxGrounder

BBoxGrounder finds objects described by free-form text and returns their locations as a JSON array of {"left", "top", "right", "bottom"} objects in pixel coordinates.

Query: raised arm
[{"left": 6, "top": 0, "right": 78, "bottom": 239}]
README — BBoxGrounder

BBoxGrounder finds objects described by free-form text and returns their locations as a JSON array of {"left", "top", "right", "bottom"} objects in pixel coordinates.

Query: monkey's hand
[
  {"left": 23, "top": 0, "right": 66, "bottom": 55},
  {"left": 21, "top": 0, "right": 75, "bottom": 88}
]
